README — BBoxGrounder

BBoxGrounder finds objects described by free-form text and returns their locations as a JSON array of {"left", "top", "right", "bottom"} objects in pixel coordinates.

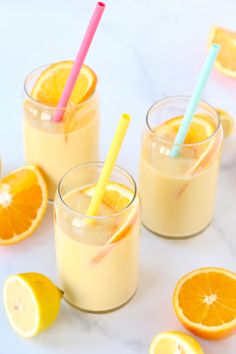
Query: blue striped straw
[{"left": 170, "top": 44, "right": 220, "bottom": 158}]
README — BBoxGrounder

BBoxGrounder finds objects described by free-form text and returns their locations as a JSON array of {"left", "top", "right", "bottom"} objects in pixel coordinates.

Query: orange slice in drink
[
  {"left": 4, "top": 273, "right": 63, "bottom": 337},
  {"left": 209, "top": 26, "right": 236, "bottom": 78},
  {"left": 0, "top": 165, "right": 48, "bottom": 245},
  {"left": 173, "top": 267, "right": 236, "bottom": 339},
  {"left": 156, "top": 114, "right": 215, "bottom": 144},
  {"left": 31, "top": 61, "right": 97, "bottom": 106},
  {"left": 84, "top": 182, "right": 138, "bottom": 244}
]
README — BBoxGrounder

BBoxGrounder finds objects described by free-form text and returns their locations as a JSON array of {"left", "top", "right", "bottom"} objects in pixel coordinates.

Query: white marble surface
[{"left": 1, "top": 0, "right": 236, "bottom": 353}]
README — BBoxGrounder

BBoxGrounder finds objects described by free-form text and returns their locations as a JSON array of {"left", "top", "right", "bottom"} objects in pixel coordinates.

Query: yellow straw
[{"left": 86, "top": 113, "right": 131, "bottom": 217}]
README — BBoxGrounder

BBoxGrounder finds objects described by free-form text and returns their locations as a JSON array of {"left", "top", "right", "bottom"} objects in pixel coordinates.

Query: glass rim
[
  {"left": 146, "top": 95, "right": 221, "bottom": 147},
  {"left": 23, "top": 62, "right": 97, "bottom": 115},
  {"left": 56, "top": 162, "right": 138, "bottom": 220}
]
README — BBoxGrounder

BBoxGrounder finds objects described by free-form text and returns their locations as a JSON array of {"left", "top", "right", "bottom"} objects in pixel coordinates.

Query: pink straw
[{"left": 53, "top": 2, "right": 106, "bottom": 122}]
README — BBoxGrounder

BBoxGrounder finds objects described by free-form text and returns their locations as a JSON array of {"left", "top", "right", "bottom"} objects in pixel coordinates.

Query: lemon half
[
  {"left": 149, "top": 331, "right": 204, "bottom": 354},
  {"left": 4, "top": 272, "right": 63, "bottom": 337}
]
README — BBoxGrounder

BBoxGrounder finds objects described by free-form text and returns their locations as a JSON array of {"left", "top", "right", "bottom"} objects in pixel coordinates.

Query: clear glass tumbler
[
  {"left": 23, "top": 64, "right": 100, "bottom": 200},
  {"left": 54, "top": 162, "right": 140, "bottom": 312},
  {"left": 139, "top": 96, "right": 223, "bottom": 238}
]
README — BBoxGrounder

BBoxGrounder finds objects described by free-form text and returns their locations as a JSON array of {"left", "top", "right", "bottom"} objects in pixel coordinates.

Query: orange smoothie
[
  {"left": 23, "top": 62, "right": 99, "bottom": 200},
  {"left": 54, "top": 164, "right": 140, "bottom": 312},
  {"left": 139, "top": 97, "right": 223, "bottom": 238}
]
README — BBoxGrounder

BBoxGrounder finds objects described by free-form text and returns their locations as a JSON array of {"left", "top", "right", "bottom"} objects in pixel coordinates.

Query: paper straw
[
  {"left": 53, "top": 2, "right": 105, "bottom": 123},
  {"left": 86, "top": 114, "right": 131, "bottom": 217},
  {"left": 170, "top": 43, "right": 220, "bottom": 157}
]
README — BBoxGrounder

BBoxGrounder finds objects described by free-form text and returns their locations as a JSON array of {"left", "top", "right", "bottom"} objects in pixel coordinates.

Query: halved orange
[
  {"left": 209, "top": 26, "right": 236, "bottom": 78},
  {"left": 31, "top": 61, "right": 97, "bottom": 106},
  {"left": 84, "top": 182, "right": 138, "bottom": 244},
  {"left": 0, "top": 165, "right": 48, "bottom": 245},
  {"left": 173, "top": 267, "right": 236, "bottom": 339}
]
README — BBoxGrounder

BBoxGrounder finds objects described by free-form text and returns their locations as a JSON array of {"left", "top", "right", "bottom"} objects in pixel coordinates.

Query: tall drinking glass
[
  {"left": 54, "top": 163, "right": 140, "bottom": 312},
  {"left": 139, "top": 96, "right": 223, "bottom": 238},
  {"left": 23, "top": 64, "right": 100, "bottom": 200}
]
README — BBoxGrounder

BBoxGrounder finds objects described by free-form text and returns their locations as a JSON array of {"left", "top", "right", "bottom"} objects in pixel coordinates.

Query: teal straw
[{"left": 170, "top": 43, "right": 220, "bottom": 158}]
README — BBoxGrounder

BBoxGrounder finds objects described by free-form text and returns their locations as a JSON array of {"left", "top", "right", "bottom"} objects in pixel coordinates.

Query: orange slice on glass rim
[
  {"left": 83, "top": 182, "right": 138, "bottom": 245},
  {"left": 31, "top": 61, "right": 97, "bottom": 107},
  {"left": 0, "top": 165, "right": 47, "bottom": 245},
  {"left": 216, "top": 108, "right": 234, "bottom": 137},
  {"left": 209, "top": 26, "right": 236, "bottom": 78},
  {"left": 173, "top": 267, "right": 236, "bottom": 340},
  {"left": 156, "top": 114, "right": 219, "bottom": 174}
]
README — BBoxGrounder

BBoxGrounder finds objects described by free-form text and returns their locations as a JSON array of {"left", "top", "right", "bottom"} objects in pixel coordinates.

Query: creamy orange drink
[
  {"left": 23, "top": 62, "right": 99, "bottom": 200},
  {"left": 54, "top": 163, "right": 140, "bottom": 312},
  {"left": 139, "top": 96, "right": 223, "bottom": 238}
]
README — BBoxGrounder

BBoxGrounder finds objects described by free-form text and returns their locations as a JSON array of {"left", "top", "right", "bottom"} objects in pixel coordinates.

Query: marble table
[{"left": 1, "top": 0, "right": 236, "bottom": 353}]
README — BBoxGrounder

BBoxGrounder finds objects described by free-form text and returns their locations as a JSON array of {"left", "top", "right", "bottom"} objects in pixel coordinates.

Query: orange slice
[
  {"left": 156, "top": 114, "right": 221, "bottom": 174},
  {"left": 156, "top": 114, "right": 215, "bottom": 144},
  {"left": 31, "top": 61, "right": 97, "bottom": 106},
  {"left": 84, "top": 182, "right": 138, "bottom": 244},
  {"left": 173, "top": 267, "right": 236, "bottom": 339},
  {"left": 102, "top": 183, "right": 133, "bottom": 213},
  {"left": 209, "top": 26, "right": 236, "bottom": 78},
  {"left": 149, "top": 331, "right": 204, "bottom": 354},
  {"left": 0, "top": 165, "right": 48, "bottom": 245}
]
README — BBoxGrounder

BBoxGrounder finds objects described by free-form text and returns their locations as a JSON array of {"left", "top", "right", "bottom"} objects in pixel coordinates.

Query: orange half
[
  {"left": 173, "top": 267, "right": 236, "bottom": 339},
  {"left": 209, "top": 26, "right": 236, "bottom": 78},
  {"left": 0, "top": 165, "right": 48, "bottom": 245},
  {"left": 31, "top": 61, "right": 97, "bottom": 106}
]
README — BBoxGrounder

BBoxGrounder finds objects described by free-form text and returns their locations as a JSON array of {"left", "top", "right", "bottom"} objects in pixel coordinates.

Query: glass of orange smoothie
[
  {"left": 23, "top": 62, "right": 99, "bottom": 200},
  {"left": 139, "top": 96, "right": 223, "bottom": 238},
  {"left": 54, "top": 162, "right": 140, "bottom": 312}
]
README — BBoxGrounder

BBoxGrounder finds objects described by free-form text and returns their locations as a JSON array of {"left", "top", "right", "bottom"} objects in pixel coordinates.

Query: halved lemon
[
  {"left": 173, "top": 267, "right": 236, "bottom": 339},
  {"left": 84, "top": 182, "right": 138, "bottom": 244},
  {"left": 156, "top": 114, "right": 219, "bottom": 174},
  {"left": 4, "top": 273, "right": 63, "bottom": 337},
  {"left": 149, "top": 331, "right": 204, "bottom": 354},
  {"left": 0, "top": 165, "right": 47, "bottom": 245},
  {"left": 31, "top": 61, "right": 97, "bottom": 106},
  {"left": 209, "top": 26, "right": 236, "bottom": 78},
  {"left": 216, "top": 108, "right": 234, "bottom": 137}
]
